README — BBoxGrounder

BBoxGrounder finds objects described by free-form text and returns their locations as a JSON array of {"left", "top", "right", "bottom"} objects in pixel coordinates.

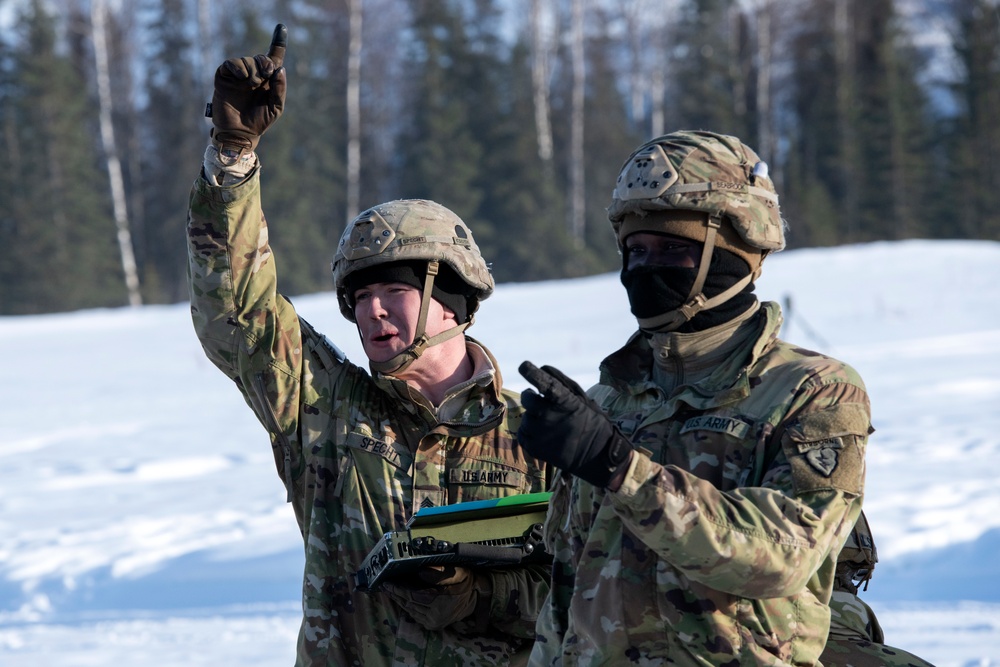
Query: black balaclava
[{"left": 620, "top": 247, "right": 757, "bottom": 333}]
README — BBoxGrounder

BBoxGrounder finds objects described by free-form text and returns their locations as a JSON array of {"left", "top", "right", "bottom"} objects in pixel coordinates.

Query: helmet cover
[
  {"left": 608, "top": 130, "right": 786, "bottom": 257},
  {"left": 333, "top": 199, "right": 494, "bottom": 321}
]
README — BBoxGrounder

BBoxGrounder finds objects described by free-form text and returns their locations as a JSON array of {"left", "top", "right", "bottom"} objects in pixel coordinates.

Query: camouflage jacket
[
  {"left": 187, "top": 167, "right": 550, "bottom": 666},
  {"left": 530, "top": 303, "right": 869, "bottom": 666}
]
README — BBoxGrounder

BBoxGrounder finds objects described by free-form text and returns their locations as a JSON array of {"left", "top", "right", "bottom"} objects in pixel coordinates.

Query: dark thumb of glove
[
  {"left": 518, "top": 361, "right": 633, "bottom": 489},
  {"left": 208, "top": 24, "right": 288, "bottom": 155}
]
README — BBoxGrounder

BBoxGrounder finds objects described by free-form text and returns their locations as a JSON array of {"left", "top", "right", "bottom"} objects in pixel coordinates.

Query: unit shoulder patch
[
  {"left": 797, "top": 437, "right": 843, "bottom": 477},
  {"left": 782, "top": 403, "right": 868, "bottom": 495}
]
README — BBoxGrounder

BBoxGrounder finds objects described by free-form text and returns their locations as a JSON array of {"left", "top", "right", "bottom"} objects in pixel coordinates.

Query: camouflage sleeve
[
  {"left": 481, "top": 562, "right": 551, "bottom": 639},
  {"left": 610, "top": 380, "right": 868, "bottom": 599},
  {"left": 529, "top": 566, "right": 566, "bottom": 665},
  {"left": 186, "top": 167, "right": 307, "bottom": 495},
  {"left": 529, "top": 474, "right": 577, "bottom": 664},
  {"left": 477, "top": 466, "right": 558, "bottom": 639}
]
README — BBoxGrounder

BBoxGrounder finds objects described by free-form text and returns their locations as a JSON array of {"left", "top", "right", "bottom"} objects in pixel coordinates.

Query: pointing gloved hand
[
  {"left": 518, "top": 361, "right": 633, "bottom": 489},
  {"left": 382, "top": 565, "right": 492, "bottom": 632},
  {"left": 207, "top": 23, "right": 288, "bottom": 155}
]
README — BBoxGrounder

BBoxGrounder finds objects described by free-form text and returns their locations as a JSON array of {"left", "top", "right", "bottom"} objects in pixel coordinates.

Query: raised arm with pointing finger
[
  {"left": 188, "top": 25, "right": 550, "bottom": 667},
  {"left": 207, "top": 23, "right": 286, "bottom": 158}
]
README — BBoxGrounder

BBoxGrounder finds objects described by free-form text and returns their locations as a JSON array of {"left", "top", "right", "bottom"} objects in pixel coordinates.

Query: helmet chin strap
[
  {"left": 635, "top": 215, "right": 755, "bottom": 333},
  {"left": 367, "top": 260, "right": 471, "bottom": 376}
]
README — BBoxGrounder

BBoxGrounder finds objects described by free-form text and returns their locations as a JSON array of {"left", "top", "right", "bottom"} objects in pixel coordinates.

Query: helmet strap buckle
[{"left": 678, "top": 294, "right": 707, "bottom": 320}]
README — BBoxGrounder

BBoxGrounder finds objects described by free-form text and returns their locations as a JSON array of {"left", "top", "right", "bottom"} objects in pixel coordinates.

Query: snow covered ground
[{"left": 1, "top": 239, "right": 998, "bottom": 666}]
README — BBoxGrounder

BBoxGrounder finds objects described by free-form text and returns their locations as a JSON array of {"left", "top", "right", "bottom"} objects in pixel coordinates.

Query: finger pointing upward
[{"left": 268, "top": 23, "right": 287, "bottom": 69}]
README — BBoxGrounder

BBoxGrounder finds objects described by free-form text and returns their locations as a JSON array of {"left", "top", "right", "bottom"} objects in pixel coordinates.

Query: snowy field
[{"left": 1, "top": 239, "right": 998, "bottom": 666}]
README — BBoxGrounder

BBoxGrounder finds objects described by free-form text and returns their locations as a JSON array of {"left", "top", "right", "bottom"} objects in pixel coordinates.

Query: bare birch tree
[
  {"left": 346, "top": 0, "right": 363, "bottom": 221},
  {"left": 569, "top": 0, "right": 585, "bottom": 245},
  {"left": 617, "top": 0, "right": 671, "bottom": 138},
  {"left": 92, "top": 0, "right": 142, "bottom": 306},
  {"left": 196, "top": 0, "right": 214, "bottom": 104},
  {"left": 530, "top": 0, "right": 554, "bottom": 161},
  {"left": 619, "top": 0, "right": 646, "bottom": 130},
  {"left": 115, "top": 3, "right": 147, "bottom": 264},
  {"left": 755, "top": 0, "right": 774, "bottom": 162}
]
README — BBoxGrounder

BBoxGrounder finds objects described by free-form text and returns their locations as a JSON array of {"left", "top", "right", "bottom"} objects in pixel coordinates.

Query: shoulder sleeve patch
[{"left": 782, "top": 402, "right": 869, "bottom": 496}]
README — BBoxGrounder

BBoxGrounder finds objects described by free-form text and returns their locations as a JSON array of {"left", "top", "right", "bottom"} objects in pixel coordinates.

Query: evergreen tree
[
  {"left": 852, "top": 0, "right": 933, "bottom": 241},
  {"left": 580, "top": 6, "right": 645, "bottom": 268},
  {"left": 0, "top": 0, "right": 983, "bottom": 313},
  {"left": 474, "top": 37, "right": 590, "bottom": 282},
  {"left": 0, "top": 24, "right": 16, "bottom": 309},
  {"left": 280, "top": 2, "right": 349, "bottom": 295},
  {"left": 355, "top": 0, "right": 411, "bottom": 209},
  {"left": 222, "top": 4, "right": 350, "bottom": 297},
  {"left": 783, "top": 0, "right": 845, "bottom": 246},
  {"left": 783, "top": 0, "right": 933, "bottom": 247},
  {"left": 0, "top": 0, "right": 122, "bottom": 314},
  {"left": 667, "top": 0, "right": 752, "bottom": 138},
  {"left": 396, "top": 0, "right": 486, "bottom": 228},
  {"left": 941, "top": 0, "right": 1000, "bottom": 240},
  {"left": 465, "top": 0, "right": 607, "bottom": 281},
  {"left": 140, "top": 0, "right": 209, "bottom": 303},
  {"left": 546, "top": 3, "right": 644, "bottom": 272}
]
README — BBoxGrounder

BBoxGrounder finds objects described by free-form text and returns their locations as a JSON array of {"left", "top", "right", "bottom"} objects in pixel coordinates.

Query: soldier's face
[
  {"left": 624, "top": 232, "right": 701, "bottom": 270},
  {"left": 353, "top": 282, "right": 455, "bottom": 363}
]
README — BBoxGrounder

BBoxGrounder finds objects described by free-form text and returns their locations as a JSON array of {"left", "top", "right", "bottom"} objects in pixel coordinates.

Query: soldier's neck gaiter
[{"left": 620, "top": 248, "right": 757, "bottom": 333}]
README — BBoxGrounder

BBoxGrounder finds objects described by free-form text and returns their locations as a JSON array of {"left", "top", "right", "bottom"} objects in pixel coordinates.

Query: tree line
[{"left": 0, "top": 0, "right": 997, "bottom": 315}]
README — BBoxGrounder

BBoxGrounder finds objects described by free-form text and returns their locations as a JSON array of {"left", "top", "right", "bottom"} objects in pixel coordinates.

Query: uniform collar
[
  {"left": 599, "top": 301, "right": 783, "bottom": 408},
  {"left": 374, "top": 336, "right": 506, "bottom": 429},
  {"left": 649, "top": 301, "right": 760, "bottom": 393}
]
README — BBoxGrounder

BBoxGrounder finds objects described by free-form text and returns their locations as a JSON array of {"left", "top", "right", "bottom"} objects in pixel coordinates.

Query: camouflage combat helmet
[
  {"left": 608, "top": 130, "right": 786, "bottom": 331},
  {"left": 332, "top": 199, "right": 494, "bottom": 374}
]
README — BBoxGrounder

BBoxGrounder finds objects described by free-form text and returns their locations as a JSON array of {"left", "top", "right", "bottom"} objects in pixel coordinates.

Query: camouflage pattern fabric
[
  {"left": 530, "top": 303, "right": 869, "bottom": 666},
  {"left": 823, "top": 512, "right": 936, "bottom": 666},
  {"left": 332, "top": 199, "right": 494, "bottom": 323},
  {"left": 823, "top": 591, "right": 935, "bottom": 666},
  {"left": 187, "top": 167, "right": 550, "bottom": 666},
  {"left": 607, "top": 130, "right": 786, "bottom": 255}
]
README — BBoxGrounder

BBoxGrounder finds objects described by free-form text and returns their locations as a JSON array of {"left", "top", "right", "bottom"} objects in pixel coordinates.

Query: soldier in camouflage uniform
[
  {"left": 517, "top": 131, "right": 870, "bottom": 666},
  {"left": 187, "top": 27, "right": 549, "bottom": 666},
  {"left": 822, "top": 513, "right": 936, "bottom": 666}
]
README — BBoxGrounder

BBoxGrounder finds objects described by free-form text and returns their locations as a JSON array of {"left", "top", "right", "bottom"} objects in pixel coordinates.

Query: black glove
[
  {"left": 208, "top": 23, "right": 287, "bottom": 154},
  {"left": 518, "top": 361, "right": 633, "bottom": 488}
]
